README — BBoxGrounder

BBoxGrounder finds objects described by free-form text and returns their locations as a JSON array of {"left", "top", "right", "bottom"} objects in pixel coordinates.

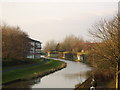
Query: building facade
[{"left": 27, "top": 38, "right": 42, "bottom": 59}]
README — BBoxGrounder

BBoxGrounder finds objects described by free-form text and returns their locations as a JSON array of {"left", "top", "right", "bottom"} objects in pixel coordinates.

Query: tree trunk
[
  {"left": 116, "top": 62, "right": 120, "bottom": 90},
  {"left": 118, "top": 62, "right": 120, "bottom": 90},
  {"left": 118, "top": 2, "right": 120, "bottom": 89}
]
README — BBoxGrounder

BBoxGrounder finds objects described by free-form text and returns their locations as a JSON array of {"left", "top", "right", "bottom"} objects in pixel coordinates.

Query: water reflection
[
  {"left": 64, "top": 72, "right": 87, "bottom": 79},
  {"left": 32, "top": 59, "right": 91, "bottom": 88},
  {"left": 64, "top": 72, "right": 88, "bottom": 84},
  {"left": 2, "top": 78, "right": 41, "bottom": 89}
]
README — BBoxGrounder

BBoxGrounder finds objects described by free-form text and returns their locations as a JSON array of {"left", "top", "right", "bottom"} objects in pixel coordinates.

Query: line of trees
[
  {"left": 89, "top": 15, "right": 120, "bottom": 89},
  {"left": 43, "top": 35, "right": 91, "bottom": 52},
  {"left": 2, "top": 25, "right": 31, "bottom": 60}
]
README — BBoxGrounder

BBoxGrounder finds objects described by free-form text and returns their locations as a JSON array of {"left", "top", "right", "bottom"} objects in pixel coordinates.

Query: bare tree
[
  {"left": 43, "top": 40, "right": 57, "bottom": 52},
  {"left": 61, "top": 35, "right": 84, "bottom": 52},
  {"left": 43, "top": 35, "right": 85, "bottom": 52},
  {"left": 2, "top": 25, "right": 31, "bottom": 60},
  {"left": 89, "top": 16, "right": 120, "bottom": 89}
]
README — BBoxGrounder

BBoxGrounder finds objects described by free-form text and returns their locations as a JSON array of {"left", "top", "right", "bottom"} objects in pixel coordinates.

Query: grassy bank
[{"left": 2, "top": 58, "right": 66, "bottom": 84}]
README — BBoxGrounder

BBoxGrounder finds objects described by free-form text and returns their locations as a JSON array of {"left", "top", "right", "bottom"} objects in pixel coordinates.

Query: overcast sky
[{"left": 1, "top": 0, "right": 118, "bottom": 47}]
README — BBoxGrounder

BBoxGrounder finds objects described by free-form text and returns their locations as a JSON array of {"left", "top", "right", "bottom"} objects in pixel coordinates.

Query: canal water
[{"left": 3, "top": 58, "right": 91, "bottom": 89}]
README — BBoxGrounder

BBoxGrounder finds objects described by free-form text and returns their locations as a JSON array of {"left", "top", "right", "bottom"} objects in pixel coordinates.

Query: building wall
[
  {"left": 49, "top": 53, "right": 58, "bottom": 58},
  {"left": 27, "top": 39, "right": 41, "bottom": 59},
  {"left": 63, "top": 53, "right": 77, "bottom": 60},
  {"left": 47, "top": 51, "right": 58, "bottom": 58}
]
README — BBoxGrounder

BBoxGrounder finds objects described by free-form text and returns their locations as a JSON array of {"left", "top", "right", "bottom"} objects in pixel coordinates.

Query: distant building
[
  {"left": 47, "top": 51, "right": 58, "bottom": 58},
  {"left": 77, "top": 52, "right": 82, "bottom": 61},
  {"left": 27, "top": 38, "right": 42, "bottom": 59},
  {"left": 63, "top": 52, "right": 77, "bottom": 60},
  {"left": 62, "top": 51, "right": 69, "bottom": 59},
  {"left": 76, "top": 51, "right": 86, "bottom": 62}
]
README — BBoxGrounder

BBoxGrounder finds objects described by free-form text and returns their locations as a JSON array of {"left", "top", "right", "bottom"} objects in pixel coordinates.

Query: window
[
  {"left": 35, "top": 49, "right": 41, "bottom": 53},
  {"left": 36, "top": 42, "right": 41, "bottom": 48}
]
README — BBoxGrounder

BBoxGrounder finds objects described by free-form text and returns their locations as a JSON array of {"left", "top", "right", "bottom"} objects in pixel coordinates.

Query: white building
[{"left": 27, "top": 38, "right": 42, "bottom": 59}]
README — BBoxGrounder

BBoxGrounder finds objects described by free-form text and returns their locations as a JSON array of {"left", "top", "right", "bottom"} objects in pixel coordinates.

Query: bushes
[{"left": 94, "top": 69, "right": 115, "bottom": 82}]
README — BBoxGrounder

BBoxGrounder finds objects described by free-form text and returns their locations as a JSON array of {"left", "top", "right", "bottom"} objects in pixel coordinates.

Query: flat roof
[{"left": 29, "top": 38, "right": 42, "bottom": 44}]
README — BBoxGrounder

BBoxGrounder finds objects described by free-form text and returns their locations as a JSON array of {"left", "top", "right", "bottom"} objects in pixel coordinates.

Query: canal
[{"left": 3, "top": 58, "right": 91, "bottom": 89}]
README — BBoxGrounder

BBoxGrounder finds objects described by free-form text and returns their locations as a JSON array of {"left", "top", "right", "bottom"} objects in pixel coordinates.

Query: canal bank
[
  {"left": 3, "top": 58, "right": 91, "bottom": 88},
  {"left": 2, "top": 59, "right": 67, "bottom": 85},
  {"left": 75, "top": 70, "right": 116, "bottom": 89},
  {"left": 32, "top": 58, "right": 91, "bottom": 88}
]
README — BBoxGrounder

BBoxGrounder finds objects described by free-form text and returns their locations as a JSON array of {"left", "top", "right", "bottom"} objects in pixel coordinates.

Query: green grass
[
  {"left": 3, "top": 58, "right": 45, "bottom": 67},
  {"left": 2, "top": 59, "right": 65, "bottom": 84},
  {"left": 3, "top": 59, "right": 44, "bottom": 70}
]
